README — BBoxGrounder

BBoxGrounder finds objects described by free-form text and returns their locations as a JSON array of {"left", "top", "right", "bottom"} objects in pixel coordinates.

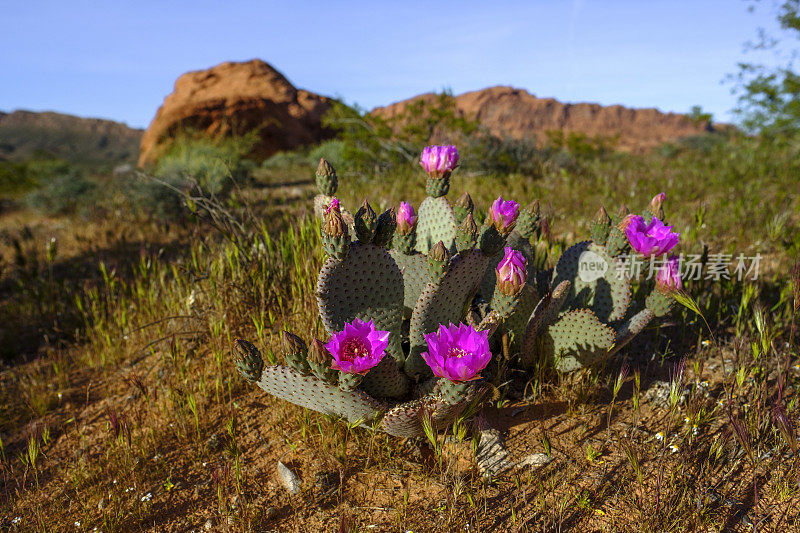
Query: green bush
[
  {"left": 153, "top": 135, "right": 253, "bottom": 196},
  {"left": 24, "top": 172, "right": 97, "bottom": 216}
]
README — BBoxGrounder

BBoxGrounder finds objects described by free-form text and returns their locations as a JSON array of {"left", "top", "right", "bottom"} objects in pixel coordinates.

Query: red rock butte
[
  {"left": 140, "top": 61, "right": 716, "bottom": 166},
  {"left": 371, "top": 86, "right": 714, "bottom": 152},
  {"left": 138, "top": 59, "right": 332, "bottom": 166}
]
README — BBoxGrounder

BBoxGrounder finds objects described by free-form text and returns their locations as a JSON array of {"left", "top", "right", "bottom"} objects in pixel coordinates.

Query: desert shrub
[
  {"left": 23, "top": 171, "right": 98, "bottom": 216},
  {"left": 128, "top": 133, "right": 258, "bottom": 221},
  {"left": 307, "top": 139, "right": 348, "bottom": 170},
  {"left": 153, "top": 136, "right": 252, "bottom": 197},
  {"left": 261, "top": 150, "right": 309, "bottom": 170}
]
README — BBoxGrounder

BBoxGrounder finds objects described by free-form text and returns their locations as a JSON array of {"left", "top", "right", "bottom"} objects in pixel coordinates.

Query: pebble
[
  {"left": 277, "top": 461, "right": 301, "bottom": 495},
  {"left": 517, "top": 453, "right": 551, "bottom": 467}
]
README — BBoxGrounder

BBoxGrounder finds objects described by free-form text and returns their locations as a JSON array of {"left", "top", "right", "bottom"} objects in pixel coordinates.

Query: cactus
[{"left": 233, "top": 151, "right": 685, "bottom": 441}]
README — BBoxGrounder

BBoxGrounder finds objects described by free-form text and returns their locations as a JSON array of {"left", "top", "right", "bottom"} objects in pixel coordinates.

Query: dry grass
[{"left": 0, "top": 138, "right": 799, "bottom": 531}]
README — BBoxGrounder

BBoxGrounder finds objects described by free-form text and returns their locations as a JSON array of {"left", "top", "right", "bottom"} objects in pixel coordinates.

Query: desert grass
[{"left": 0, "top": 135, "right": 798, "bottom": 531}]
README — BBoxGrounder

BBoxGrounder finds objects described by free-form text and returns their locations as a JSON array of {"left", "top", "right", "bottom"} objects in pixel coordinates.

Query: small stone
[
  {"left": 517, "top": 453, "right": 550, "bottom": 467},
  {"left": 277, "top": 461, "right": 301, "bottom": 495},
  {"left": 314, "top": 471, "right": 338, "bottom": 491},
  {"left": 204, "top": 519, "right": 213, "bottom": 530},
  {"left": 476, "top": 429, "right": 513, "bottom": 477},
  {"left": 206, "top": 434, "right": 221, "bottom": 452}
]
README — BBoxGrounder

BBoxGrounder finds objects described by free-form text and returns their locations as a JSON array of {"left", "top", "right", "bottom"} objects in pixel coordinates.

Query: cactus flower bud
[
  {"left": 617, "top": 204, "right": 630, "bottom": 219},
  {"left": 456, "top": 212, "right": 478, "bottom": 252},
  {"left": 649, "top": 192, "right": 666, "bottom": 218},
  {"left": 354, "top": 200, "right": 378, "bottom": 242},
  {"left": 315, "top": 158, "right": 338, "bottom": 196},
  {"left": 655, "top": 255, "right": 682, "bottom": 292},
  {"left": 428, "top": 240, "right": 451, "bottom": 280},
  {"left": 496, "top": 247, "right": 527, "bottom": 296},
  {"left": 624, "top": 215, "right": 680, "bottom": 257},
  {"left": 420, "top": 323, "right": 491, "bottom": 383},
  {"left": 233, "top": 339, "right": 264, "bottom": 382},
  {"left": 420, "top": 145, "right": 459, "bottom": 178},
  {"left": 594, "top": 206, "right": 611, "bottom": 226},
  {"left": 281, "top": 331, "right": 310, "bottom": 374},
  {"left": 453, "top": 192, "right": 474, "bottom": 224},
  {"left": 396, "top": 201, "right": 417, "bottom": 234},
  {"left": 323, "top": 199, "right": 346, "bottom": 238},
  {"left": 324, "top": 318, "right": 389, "bottom": 375},
  {"left": 308, "top": 338, "right": 329, "bottom": 365},
  {"left": 488, "top": 197, "right": 520, "bottom": 235},
  {"left": 590, "top": 206, "right": 612, "bottom": 244},
  {"left": 373, "top": 208, "right": 397, "bottom": 247}
]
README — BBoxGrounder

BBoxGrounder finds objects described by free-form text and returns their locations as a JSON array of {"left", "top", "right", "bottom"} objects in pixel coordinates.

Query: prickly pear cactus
[
  {"left": 406, "top": 250, "right": 491, "bottom": 379},
  {"left": 317, "top": 242, "right": 409, "bottom": 397},
  {"left": 552, "top": 241, "right": 631, "bottom": 322},
  {"left": 233, "top": 152, "right": 685, "bottom": 446},
  {"left": 415, "top": 197, "right": 457, "bottom": 254}
]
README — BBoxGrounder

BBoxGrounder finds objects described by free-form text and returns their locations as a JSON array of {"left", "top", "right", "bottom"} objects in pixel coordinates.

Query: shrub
[{"left": 24, "top": 172, "right": 97, "bottom": 216}]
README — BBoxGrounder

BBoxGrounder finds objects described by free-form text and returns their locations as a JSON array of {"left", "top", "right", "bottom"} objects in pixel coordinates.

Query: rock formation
[
  {"left": 371, "top": 86, "right": 713, "bottom": 152},
  {"left": 138, "top": 59, "right": 332, "bottom": 166}
]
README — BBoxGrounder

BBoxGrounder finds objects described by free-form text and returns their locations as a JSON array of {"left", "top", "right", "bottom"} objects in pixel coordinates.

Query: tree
[{"left": 732, "top": 0, "right": 800, "bottom": 135}]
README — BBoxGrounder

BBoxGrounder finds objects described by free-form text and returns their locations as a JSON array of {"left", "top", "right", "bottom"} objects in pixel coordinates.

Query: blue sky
[{"left": 0, "top": 1, "right": 786, "bottom": 129}]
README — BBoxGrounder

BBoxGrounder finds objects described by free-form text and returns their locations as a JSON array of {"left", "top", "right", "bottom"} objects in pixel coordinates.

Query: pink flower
[
  {"left": 326, "top": 197, "right": 340, "bottom": 214},
  {"left": 496, "top": 247, "right": 527, "bottom": 295},
  {"left": 420, "top": 145, "right": 459, "bottom": 177},
  {"left": 421, "top": 323, "right": 492, "bottom": 383},
  {"left": 624, "top": 215, "right": 680, "bottom": 257},
  {"left": 324, "top": 318, "right": 389, "bottom": 375},
  {"left": 396, "top": 201, "right": 417, "bottom": 233},
  {"left": 489, "top": 197, "right": 520, "bottom": 233},
  {"left": 656, "top": 255, "right": 683, "bottom": 292}
]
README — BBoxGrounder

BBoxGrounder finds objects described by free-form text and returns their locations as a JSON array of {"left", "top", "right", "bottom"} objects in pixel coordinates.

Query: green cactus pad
[
  {"left": 317, "top": 242, "right": 409, "bottom": 397},
  {"left": 389, "top": 249, "right": 429, "bottom": 320},
  {"left": 645, "top": 289, "right": 675, "bottom": 317},
  {"left": 609, "top": 308, "right": 655, "bottom": 356},
  {"left": 406, "top": 250, "right": 491, "bottom": 379},
  {"left": 502, "top": 283, "right": 540, "bottom": 347},
  {"left": 543, "top": 309, "right": 616, "bottom": 372},
  {"left": 380, "top": 394, "right": 467, "bottom": 437},
  {"left": 519, "top": 280, "right": 571, "bottom": 367},
  {"left": 552, "top": 241, "right": 631, "bottom": 323},
  {"left": 415, "top": 196, "right": 457, "bottom": 254},
  {"left": 256, "top": 365, "right": 386, "bottom": 425}
]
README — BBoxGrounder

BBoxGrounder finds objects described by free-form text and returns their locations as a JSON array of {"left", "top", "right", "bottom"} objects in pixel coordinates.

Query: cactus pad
[
  {"left": 553, "top": 241, "right": 631, "bottom": 322},
  {"left": 543, "top": 309, "right": 616, "bottom": 371},
  {"left": 502, "top": 283, "right": 540, "bottom": 347},
  {"left": 406, "top": 250, "right": 491, "bottom": 379},
  {"left": 380, "top": 394, "right": 467, "bottom": 437},
  {"left": 389, "top": 249, "right": 429, "bottom": 319},
  {"left": 415, "top": 196, "right": 457, "bottom": 254},
  {"left": 317, "top": 242, "right": 409, "bottom": 396},
  {"left": 609, "top": 308, "right": 655, "bottom": 357},
  {"left": 256, "top": 365, "right": 386, "bottom": 425}
]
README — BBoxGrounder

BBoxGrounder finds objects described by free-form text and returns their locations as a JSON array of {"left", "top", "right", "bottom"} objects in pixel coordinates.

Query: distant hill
[
  {"left": 0, "top": 110, "right": 143, "bottom": 166},
  {"left": 371, "top": 86, "right": 716, "bottom": 152}
]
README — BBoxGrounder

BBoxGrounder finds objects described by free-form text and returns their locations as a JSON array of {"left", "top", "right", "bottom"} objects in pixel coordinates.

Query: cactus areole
[{"left": 233, "top": 148, "right": 684, "bottom": 438}]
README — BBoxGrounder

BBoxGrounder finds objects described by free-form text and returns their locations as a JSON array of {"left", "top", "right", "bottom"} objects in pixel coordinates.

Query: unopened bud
[{"left": 354, "top": 200, "right": 377, "bottom": 242}]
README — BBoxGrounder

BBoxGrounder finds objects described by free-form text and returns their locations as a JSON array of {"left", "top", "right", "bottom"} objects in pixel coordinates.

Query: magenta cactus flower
[
  {"left": 624, "top": 215, "right": 680, "bottom": 257},
  {"left": 420, "top": 323, "right": 492, "bottom": 382},
  {"left": 489, "top": 197, "right": 520, "bottom": 233},
  {"left": 324, "top": 318, "right": 389, "bottom": 375},
  {"left": 396, "top": 201, "right": 417, "bottom": 234},
  {"left": 326, "top": 197, "right": 340, "bottom": 214},
  {"left": 656, "top": 255, "right": 683, "bottom": 292},
  {"left": 420, "top": 145, "right": 459, "bottom": 177},
  {"left": 496, "top": 246, "right": 527, "bottom": 295}
]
